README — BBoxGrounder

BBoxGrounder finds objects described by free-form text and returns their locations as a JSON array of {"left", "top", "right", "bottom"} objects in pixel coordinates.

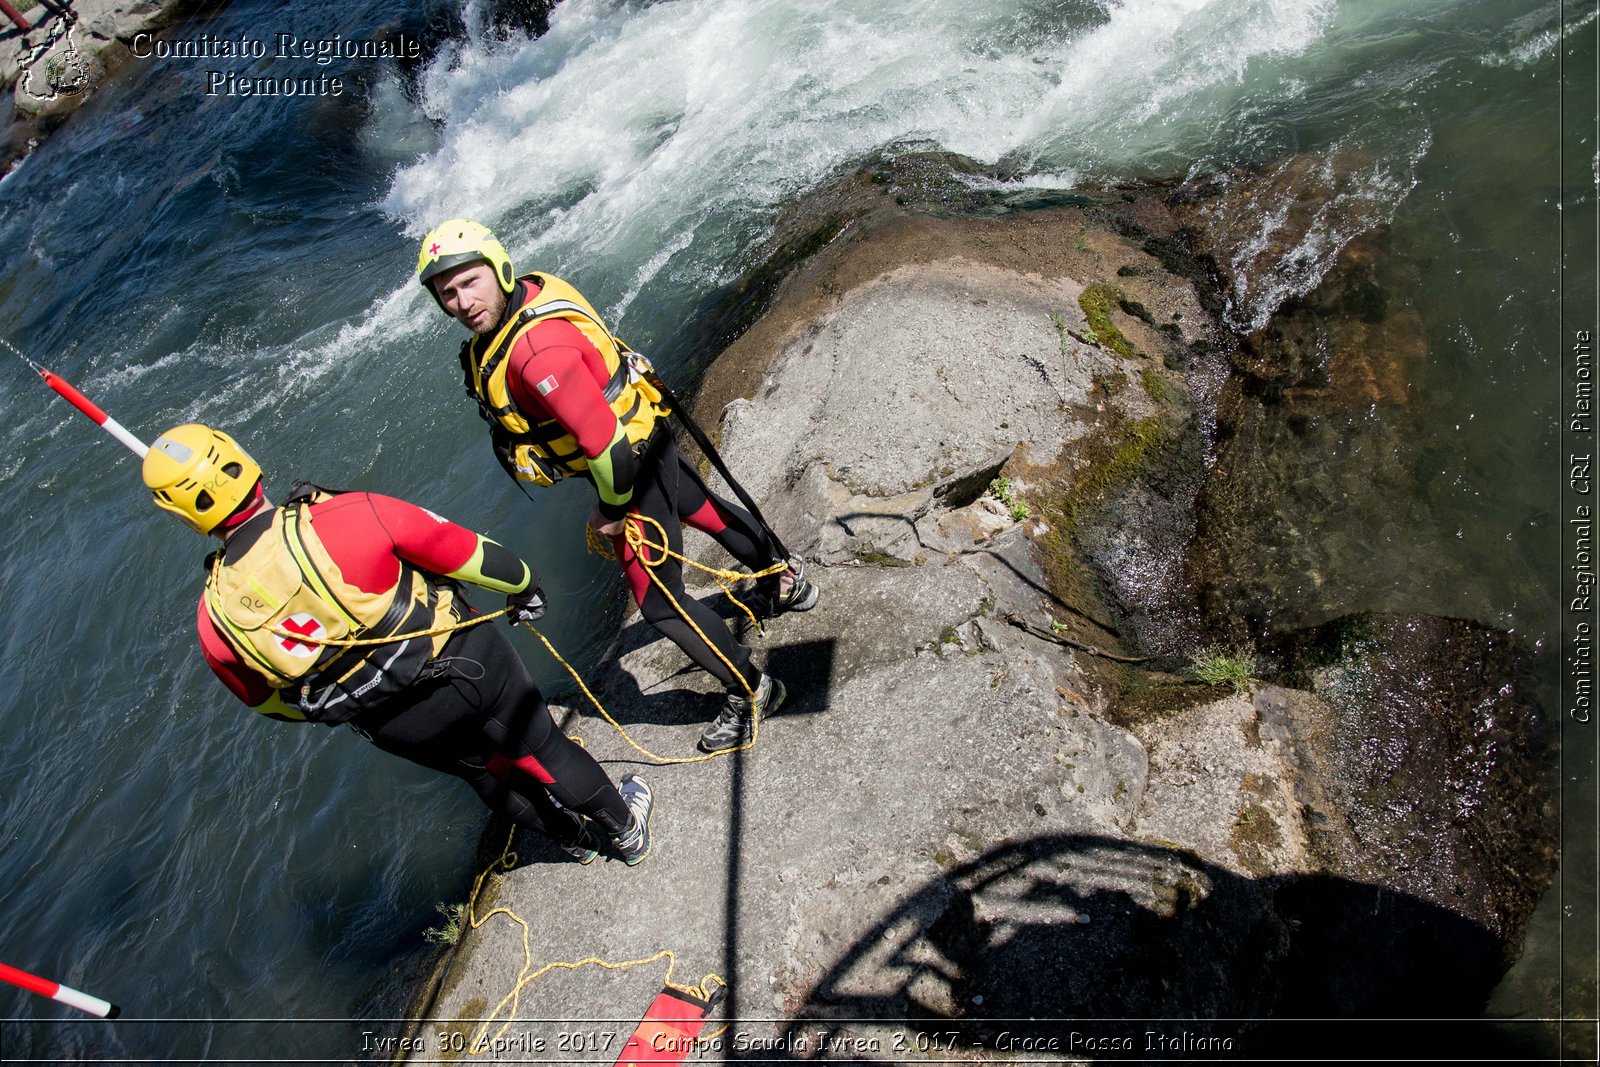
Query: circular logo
[{"left": 46, "top": 48, "right": 89, "bottom": 96}]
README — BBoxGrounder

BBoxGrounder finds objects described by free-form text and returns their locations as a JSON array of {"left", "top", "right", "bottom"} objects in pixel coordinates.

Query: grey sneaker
[
  {"left": 559, "top": 811, "right": 600, "bottom": 865},
  {"left": 697, "top": 673, "right": 787, "bottom": 753},
  {"left": 769, "top": 558, "right": 819, "bottom": 614},
  {"left": 612, "top": 774, "right": 653, "bottom": 866}
]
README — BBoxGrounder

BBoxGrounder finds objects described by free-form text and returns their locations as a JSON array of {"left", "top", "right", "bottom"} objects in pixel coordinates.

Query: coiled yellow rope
[
  {"left": 463, "top": 828, "right": 727, "bottom": 1056},
  {"left": 586, "top": 512, "right": 787, "bottom": 635}
]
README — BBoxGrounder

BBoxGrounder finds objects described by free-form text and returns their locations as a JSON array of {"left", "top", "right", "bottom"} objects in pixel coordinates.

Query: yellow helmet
[
  {"left": 142, "top": 423, "right": 263, "bottom": 535},
  {"left": 417, "top": 218, "right": 515, "bottom": 308}
]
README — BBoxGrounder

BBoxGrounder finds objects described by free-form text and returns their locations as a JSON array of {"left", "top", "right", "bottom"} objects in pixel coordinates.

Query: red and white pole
[
  {"left": 0, "top": 960, "right": 120, "bottom": 1018},
  {"left": 0, "top": 2, "right": 33, "bottom": 33},
  {"left": 1, "top": 339, "right": 149, "bottom": 458},
  {"left": 38, "top": 368, "right": 150, "bottom": 458}
]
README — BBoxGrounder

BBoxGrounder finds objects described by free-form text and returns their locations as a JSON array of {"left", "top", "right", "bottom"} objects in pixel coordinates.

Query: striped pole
[
  {"left": 0, "top": 2, "right": 33, "bottom": 33},
  {"left": 1, "top": 339, "right": 149, "bottom": 458},
  {"left": 0, "top": 961, "right": 120, "bottom": 1018},
  {"left": 37, "top": 368, "right": 150, "bottom": 458}
]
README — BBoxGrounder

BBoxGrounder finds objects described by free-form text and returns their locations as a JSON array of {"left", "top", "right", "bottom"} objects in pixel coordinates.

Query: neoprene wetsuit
[
  {"left": 197, "top": 491, "right": 630, "bottom": 843},
  {"left": 486, "top": 278, "right": 781, "bottom": 691}
]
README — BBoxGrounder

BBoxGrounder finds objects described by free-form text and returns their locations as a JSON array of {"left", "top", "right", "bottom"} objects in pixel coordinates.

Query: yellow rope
[
  {"left": 575, "top": 514, "right": 788, "bottom": 764},
  {"left": 264, "top": 513, "right": 788, "bottom": 764},
  {"left": 527, "top": 628, "right": 737, "bottom": 766},
  {"left": 587, "top": 513, "right": 787, "bottom": 634},
  {"left": 267, "top": 605, "right": 512, "bottom": 648},
  {"left": 462, "top": 828, "right": 726, "bottom": 1056}
]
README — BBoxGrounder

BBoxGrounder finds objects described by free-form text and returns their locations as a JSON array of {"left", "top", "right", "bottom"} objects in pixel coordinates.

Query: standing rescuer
[
  {"left": 143, "top": 422, "right": 653, "bottom": 865},
  {"left": 416, "top": 219, "right": 818, "bottom": 753}
]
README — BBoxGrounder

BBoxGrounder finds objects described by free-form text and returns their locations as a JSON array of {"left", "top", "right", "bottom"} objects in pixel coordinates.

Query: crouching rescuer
[
  {"left": 417, "top": 219, "right": 819, "bottom": 754},
  {"left": 143, "top": 423, "right": 653, "bottom": 865}
]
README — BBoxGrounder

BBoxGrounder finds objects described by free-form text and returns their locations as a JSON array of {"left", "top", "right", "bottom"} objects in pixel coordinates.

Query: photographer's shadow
[{"left": 784, "top": 834, "right": 1522, "bottom": 1060}]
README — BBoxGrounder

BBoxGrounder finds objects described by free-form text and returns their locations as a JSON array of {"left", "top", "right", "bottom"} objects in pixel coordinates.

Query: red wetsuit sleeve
[
  {"left": 504, "top": 320, "right": 624, "bottom": 460},
  {"left": 196, "top": 494, "right": 526, "bottom": 712},
  {"left": 307, "top": 492, "right": 483, "bottom": 591},
  {"left": 197, "top": 596, "right": 275, "bottom": 707}
]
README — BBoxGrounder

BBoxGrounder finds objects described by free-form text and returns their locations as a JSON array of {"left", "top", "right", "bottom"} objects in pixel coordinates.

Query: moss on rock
[{"left": 1079, "top": 284, "right": 1138, "bottom": 360}]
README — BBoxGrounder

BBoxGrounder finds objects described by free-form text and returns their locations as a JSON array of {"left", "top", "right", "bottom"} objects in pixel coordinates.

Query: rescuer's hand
[
  {"left": 588, "top": 505, "right": 627, "bottom": 539},
  {"left": 506, "top": 586, "right": 548, "bottom": 626}
]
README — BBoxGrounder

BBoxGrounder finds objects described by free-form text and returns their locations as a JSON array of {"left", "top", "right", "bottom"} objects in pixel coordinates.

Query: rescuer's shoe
[
  {"left": 764, "top": 557, "right": 818, "bottom": 614},
  {"left": 612, "top": 775, "right": 654, "bottom": 866},
  {"left": 558, "top": 811, "right": 600, "bottom": 865},
  {"left": 697, "top": 673, "right": 786, "bottom": 753}
]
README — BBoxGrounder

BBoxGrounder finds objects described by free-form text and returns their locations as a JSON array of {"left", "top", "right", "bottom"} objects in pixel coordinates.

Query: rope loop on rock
[{"left": 463, "top": 828, "right": 727, "bottom": 1056}]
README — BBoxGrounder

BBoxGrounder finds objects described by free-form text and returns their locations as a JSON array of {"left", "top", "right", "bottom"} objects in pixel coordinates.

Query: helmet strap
[
  {"left": 491, "top": 279, "right": 524, "bottom": 330},
  {"left": 216, "top": 480, "right": 266, "bottom": 535}
]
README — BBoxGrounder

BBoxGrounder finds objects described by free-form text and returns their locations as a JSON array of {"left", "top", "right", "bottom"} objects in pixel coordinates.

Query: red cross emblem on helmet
[
  {"left": 428, "top": 242, "right": 441, "bottom": 255},
  {"left": 279, "top": 612, "right": 326, "bottom": 658}
]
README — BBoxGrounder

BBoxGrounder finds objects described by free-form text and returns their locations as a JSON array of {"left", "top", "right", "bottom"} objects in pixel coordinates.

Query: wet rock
[
  {"left": 396, "top": 161, "right": 1548, "bottom": 1061},
  {"left": 1263, "top": 612, "right": 1555, "bottom": 948},
  {"left": 2, "top": 0, "right": 227, "bottom": 157},
  {"left": 1175, "top": 157, "right": 1439, "bottom": 642}
]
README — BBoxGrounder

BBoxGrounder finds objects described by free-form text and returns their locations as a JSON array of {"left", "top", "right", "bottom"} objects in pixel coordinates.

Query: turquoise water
[{"left": 0, "top": 0, "right": 1590, "bottom": 1059}]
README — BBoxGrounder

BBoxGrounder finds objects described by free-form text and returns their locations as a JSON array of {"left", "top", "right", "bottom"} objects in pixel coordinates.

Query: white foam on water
[
  {"left": 1011, "top": 0, "right": 1333, "bottom": 157},
  {"left": 90, "top": 348, "right": 188, "bottom": 392},
  {"left": 357, "top": 70, "right": 441, "bottom": 167},
  {"left": 959, "top": 170, "right": 1084, "bottom": 192},
  {"left": 611, "top": 227, "right": 695, "bottom": 321},
  {"left": 1211, "top": 132, "right": 1432, "bottom": 333},
  {"left": 1480, "top": 5, "right": 1595, "bottom": 69},
  {"left": 383, "top": 0, "right": 1341, "bottom": 290},
  {"left": 122, "top": 279, "right": 443, "bottom": 433},
  {"left": 230, "top": 284, "right": 442, "bottom": 421}
]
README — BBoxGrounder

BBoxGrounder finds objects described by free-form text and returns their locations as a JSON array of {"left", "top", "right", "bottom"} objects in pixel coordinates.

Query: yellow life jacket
[
  {"left": 203, "top": 487, "right": 458, "bottom": 724},
  {"left": 460, "top": 273, "right": 670, "bottom": 487}
]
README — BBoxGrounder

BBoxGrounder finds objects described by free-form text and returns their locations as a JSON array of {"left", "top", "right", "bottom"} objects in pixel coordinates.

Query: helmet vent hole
[
  {"left": 222, "top": 462, "right": 243, "bottom": 478},
  {"left": 195, "top": 491, "right": 215, "bottom": 513}
]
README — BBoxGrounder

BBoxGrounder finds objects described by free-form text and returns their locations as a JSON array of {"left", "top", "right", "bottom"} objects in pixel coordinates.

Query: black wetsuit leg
[
  {"left": 616, "top": 442, "right": 763, "bottom": 693},
  {"left": 673, "top": 447, "right": 780, "bottom": 568},
  {"left": 353, "top": 620, "right": 630, "bottom": 840}
]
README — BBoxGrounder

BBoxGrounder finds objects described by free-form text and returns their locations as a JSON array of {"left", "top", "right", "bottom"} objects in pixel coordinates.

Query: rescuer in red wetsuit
[
  {"left": 142, "top": 422, "right": 653, "bottom": 864},
  {"left": 417, "top": 219, "right": 819, "bottom": 753}
]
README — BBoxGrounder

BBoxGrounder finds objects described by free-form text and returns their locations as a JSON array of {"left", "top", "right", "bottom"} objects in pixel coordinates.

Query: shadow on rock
[
  {"left": 595, "top": 618, "right": 839, "bottom": 733},
  {"left": 778, "top": 834, "right": 1524, "bottom": 1061}
]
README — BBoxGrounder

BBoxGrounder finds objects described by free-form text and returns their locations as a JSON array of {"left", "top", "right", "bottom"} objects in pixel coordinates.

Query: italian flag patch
[{"left": 536, "top": 375, "right": 559, "bottom": 395}]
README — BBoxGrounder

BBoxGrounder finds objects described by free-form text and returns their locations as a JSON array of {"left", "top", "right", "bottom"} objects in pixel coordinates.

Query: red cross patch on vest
[{"left": 278, "top": 613, "right": 326, "bottom": 657}]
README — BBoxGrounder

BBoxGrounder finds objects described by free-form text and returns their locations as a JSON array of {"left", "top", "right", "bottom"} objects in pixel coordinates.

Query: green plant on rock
[
  {"left": 1063, "top": 416, "right": 1162, "bottom": 529},
  {"left": 1190, "top": 646, "right": 1258, "bottom": 693},
  {"left": 1027, "top": 413, "right": 1168, "bottom": 615},
  {"left": 989, "top": 476, "right": 1030, "bottom": 521},
  {"left": 1050, "top": 311, "right": 1072, "bottom": 357},
  {"left": 423, "top": 902, "right": 467, "bottom": 945},
  {"left": 1078, "top": 284, "right": 1137, "bottom": 360},
  {"left": 1140, "top": 365, "right": 1171, "bottom": 404}
]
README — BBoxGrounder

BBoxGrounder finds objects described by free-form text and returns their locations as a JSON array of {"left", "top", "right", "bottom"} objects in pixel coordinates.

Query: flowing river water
[{"left": 0, "top": 0, "right": 1591, "bottom": 1060}]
